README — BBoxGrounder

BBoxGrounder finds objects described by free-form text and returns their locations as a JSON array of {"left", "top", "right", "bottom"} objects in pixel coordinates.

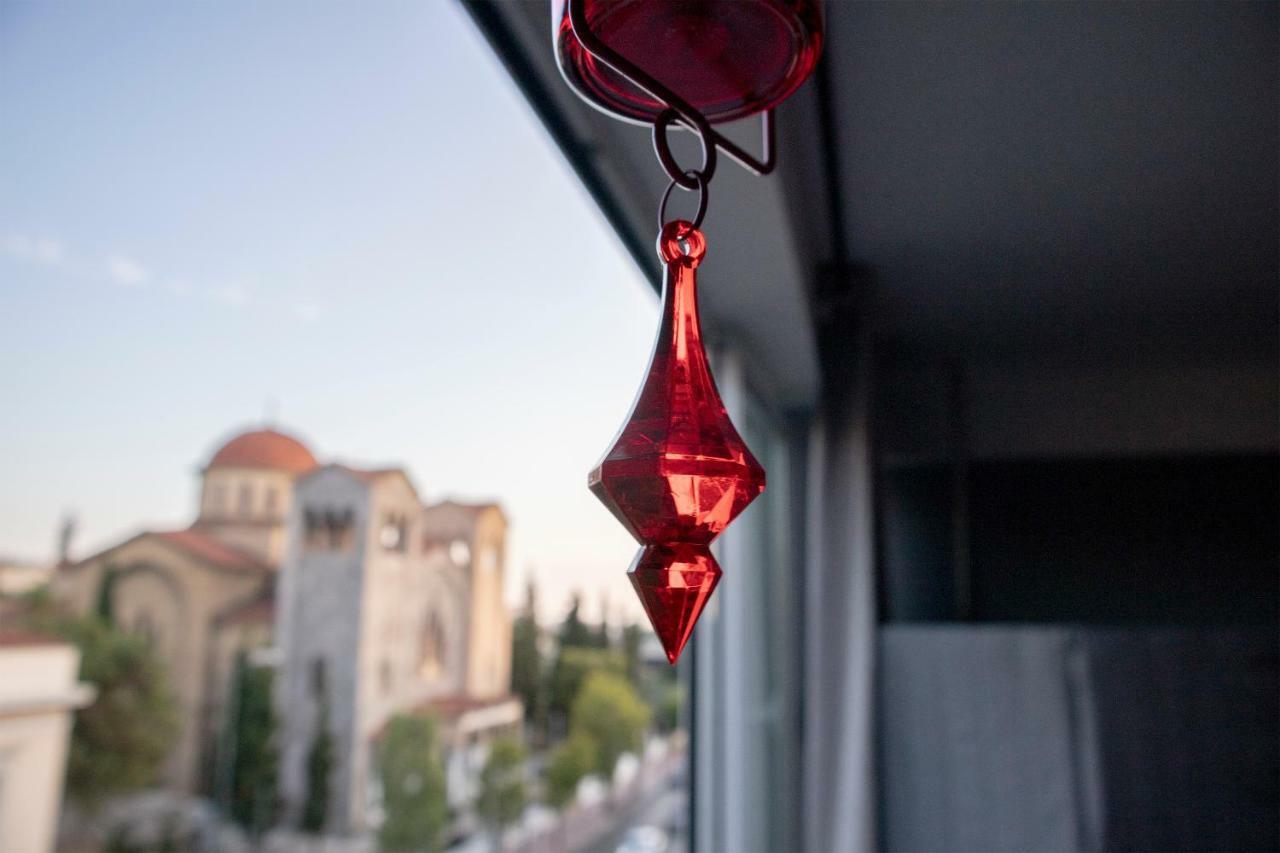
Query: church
[{"left": 53, "top": 427, "right": 519, "bottom": 828}]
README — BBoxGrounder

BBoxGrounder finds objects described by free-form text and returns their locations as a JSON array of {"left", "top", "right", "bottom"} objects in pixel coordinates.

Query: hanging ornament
[
  {"left": 558, "top": 0, "right": 823, "bottom": 662},
  {"left": 590, "top": 219, "right": 766, "bottom": 663}
]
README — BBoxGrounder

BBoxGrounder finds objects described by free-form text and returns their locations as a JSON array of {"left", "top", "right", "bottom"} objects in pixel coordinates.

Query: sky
[{"left": 0, "top": 1, "right": 660, "bottom": 624}]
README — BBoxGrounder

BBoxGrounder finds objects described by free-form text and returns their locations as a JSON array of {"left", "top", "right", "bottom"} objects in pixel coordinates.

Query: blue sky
[{"left": 0, "top": 1, "right": 658, "bottom": 623}]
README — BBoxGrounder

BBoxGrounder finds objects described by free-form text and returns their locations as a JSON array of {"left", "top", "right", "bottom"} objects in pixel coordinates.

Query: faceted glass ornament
[
  {"left": 629, "top": 543, "right": 722, "bottom": 664},
  {"left": 554, "top": 0, "right": 824, "bottom": 124},
  {"left": 589, "top": 222, "right": 766, "bottom": 546}
]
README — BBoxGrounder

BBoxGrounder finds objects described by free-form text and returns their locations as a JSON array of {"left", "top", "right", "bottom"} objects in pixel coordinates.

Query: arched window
[
  {"left": 419, "top": 611, "right": 446, "bottom": 680},
  {"left": 133, "top": 610, "right": 158, "bottom": 647},
  {"left": 303, "top": 507, "right": 355, "bottom": 551}
]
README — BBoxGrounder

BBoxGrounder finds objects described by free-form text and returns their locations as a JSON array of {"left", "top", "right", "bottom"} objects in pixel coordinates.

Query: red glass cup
[{"left": 554, "top": 0, "right": 823, "bottom": 124}]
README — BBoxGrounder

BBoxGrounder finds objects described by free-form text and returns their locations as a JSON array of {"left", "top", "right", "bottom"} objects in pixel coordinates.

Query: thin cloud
[
  {"left": 106, "top": 254, "right": 150, "bottom": 286},
  {"left": 2, "top": 233, "right": 64, "bottom": 265},
  {"left": 211, "top": 282, "right": 251, "bottom": 308},
  {"left": 7, "top": 233, "right": 281, "bottom": 314}
]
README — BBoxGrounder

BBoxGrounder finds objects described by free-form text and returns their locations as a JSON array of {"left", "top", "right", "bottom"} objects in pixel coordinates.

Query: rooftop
[{"left": 207, "top": 428, "right": 318, "bottom": 474}]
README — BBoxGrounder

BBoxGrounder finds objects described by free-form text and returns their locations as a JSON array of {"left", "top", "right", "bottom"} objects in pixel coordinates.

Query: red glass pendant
[
  {"left": 629, "top": 543, "right": 722, "bottom": 664},
  {"left": 555, "top": 0, "right": 824, "bottom": 124},
  {"left": 590, "top": 221, "right": 765, "bottom": 663}
]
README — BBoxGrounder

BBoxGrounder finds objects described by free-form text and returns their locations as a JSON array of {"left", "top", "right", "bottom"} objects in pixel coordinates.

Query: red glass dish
[{"left": 554, "top": 0, "right": 824, "bottom": 124}]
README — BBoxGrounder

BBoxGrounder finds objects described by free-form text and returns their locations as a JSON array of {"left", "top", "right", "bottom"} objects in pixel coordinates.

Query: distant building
[
  {"left": 0, "top": 631, "right": 95, "bottom": 853},
  {"left": 0, "top": 557, "right": 53, "bottom": 597},
  {"left": 52, "top": 427, "right": 309, "bottom": 792},
  {"left": 275, "top": 464, "right": 519, "bottom": 833},
  {"left": 53, "top": 426, "right": 518, "bottom": 818}
]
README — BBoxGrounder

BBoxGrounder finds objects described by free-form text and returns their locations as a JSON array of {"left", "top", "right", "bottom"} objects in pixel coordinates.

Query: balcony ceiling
[
  {"left": 822, "top": 2, "right": 1278, "bottom": 362},
  {"left": 469, "top": 1, "right": 1278, "bottom": 404}
]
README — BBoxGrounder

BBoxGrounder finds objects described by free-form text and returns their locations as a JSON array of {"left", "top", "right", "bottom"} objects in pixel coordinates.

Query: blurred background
[{"left": 1, "top": 2, "right": 1277, "bottom": 852}]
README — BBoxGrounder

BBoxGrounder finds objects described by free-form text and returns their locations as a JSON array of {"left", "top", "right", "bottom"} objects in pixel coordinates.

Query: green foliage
[
  {"left": 655, "top": 682, "right": 684, "bottom": 732},
  {"left": 544, "top": 733, "right": 597, "bottom": 809},
  {"left": 38, "top": 611, "right": 178, "bottom": 807},
  {"left": 301, "top": 705, "right": 333, "bottom": 834},
  {"left": 546, "top": 647, "right": 625, "bottom": 728},
  {"left": 570, "top": 672, "right": 651, "bottom": 777},
  {"left": 95, "top": 566, "right": 117, "bottom": 625},
  {"left": 476, "top": 736, "right": 526, "bottom": 832},
  {"left": 510, "top": 611, "right": 542, "bottom": 727},
  {"left": 621, "top": 624, "right": 643, "bottom": 686},
  {"left": 556, "top": 595, "right": 593, "bottom": 650},
  {"left": 377, "top": 715, "right": 448, "bottom": 853},
  {"left": 632, "top": 639, "right": 681, "bottom": 731},
  {"left": 594, "top": 603, "right": 611, "bottom": 649},
  {"left": 227, "top": 659, "right": 279, "bottom": 833}
]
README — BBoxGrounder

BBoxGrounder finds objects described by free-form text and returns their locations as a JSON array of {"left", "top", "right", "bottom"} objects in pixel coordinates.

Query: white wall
[{"left": 0, "top": 641, "right": 93, "bottom": 853}]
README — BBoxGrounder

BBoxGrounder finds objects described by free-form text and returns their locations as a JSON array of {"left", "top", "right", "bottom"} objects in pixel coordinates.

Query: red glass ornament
[
  {"left": 590, "top": 223, "right": 765, "bottom": 544},
  {"left": 629, "top": 543, "right": 722, "bottom": 664},
  {"left": 554, "top": 0, "right": 824, "bottom": 124},
  {"left": 590, "top": 221, "right": 765, "bottom": 663}
]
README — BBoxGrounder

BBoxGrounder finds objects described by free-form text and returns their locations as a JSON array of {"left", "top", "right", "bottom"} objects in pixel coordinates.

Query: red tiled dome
[{"left": 207, "top": 428, "right": 317, "bottom": 474}]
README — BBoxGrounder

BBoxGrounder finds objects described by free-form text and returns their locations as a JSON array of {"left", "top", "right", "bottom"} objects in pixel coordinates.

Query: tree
[
  {"left": 544, "top": 733, "right": 597, "bottom": 809},
  {"left": 570, "top": 672, "right": 651, "bottom": 777},
  {"left": 545, "top": 647, "right": 625, "bottom": 735},
  {"left": 556, "top": 594, "right": 593, "bottom": 650},
  {"left": 593, "top": 592, "right": 611, "bottom": 648},
  {"left": 29, "top": 610, "right": 178, "bottom": 807},
  {"left": 94, "top": 566, "right": 117, "bottom": 625},
  {"left": 377, "top": 715, "right": 448, "bottom": 853},
  {"left": 301, "top": 704, "right": 333, "bottom": 834},
  {"left": 655, "top": 682, "right": 683, "bottom": 733},
  {"left": 621, "top": 624, "right": 644, "bottom": 686},
  {"left": 226, "top": 657, "right": 279, "bottom": 834},
  {"left": 477, "top": 736, "right": 526, "bottom": 839},
  {"left": 510, "top": 584, "right": 543, "bottom": 730}
]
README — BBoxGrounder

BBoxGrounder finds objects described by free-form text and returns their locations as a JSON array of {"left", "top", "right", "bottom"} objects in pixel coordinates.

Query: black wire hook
[
  {"left": 658, "top": 170, "right": 709, "bottom": 232},
  {"left": 653, "top": 108, "right": 715, "bottom": 189}
]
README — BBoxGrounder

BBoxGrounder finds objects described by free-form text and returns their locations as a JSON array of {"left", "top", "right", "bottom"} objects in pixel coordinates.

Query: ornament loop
[
  {"left": 658, "top": 170, "right": 709, "bottom": 233},
  {"left": 657, "top": 220, "right": 707, "bottom": 265},
  {"left": 653, "top": 108, "right": 716, "bottom": 189}
]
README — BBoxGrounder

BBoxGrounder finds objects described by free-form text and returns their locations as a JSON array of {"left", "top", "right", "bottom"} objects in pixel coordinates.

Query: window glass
[{"left": 694, "top": 376, "right": 799, "bottom": 853}]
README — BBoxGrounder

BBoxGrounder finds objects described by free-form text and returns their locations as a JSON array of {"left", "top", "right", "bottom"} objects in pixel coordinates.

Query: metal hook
[
  {"left": 654, "top": 108, "right": 716, "bottom": 190},
  {"left": 658, "top": 170, "right": 709, "bottom": 232}
]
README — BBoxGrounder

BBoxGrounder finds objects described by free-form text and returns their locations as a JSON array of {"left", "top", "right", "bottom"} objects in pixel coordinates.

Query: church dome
[{"left": 207, "top": 428, "right": 317, "bottom": 474}]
